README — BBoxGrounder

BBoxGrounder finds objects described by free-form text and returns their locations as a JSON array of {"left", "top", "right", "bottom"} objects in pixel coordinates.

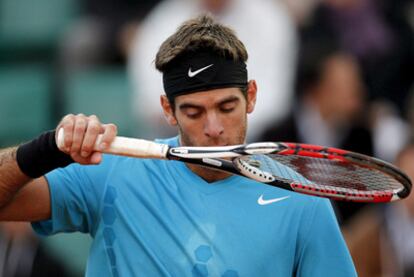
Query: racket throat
[{"left": 234, "top": 158, "right": 275, "bottom": 183}]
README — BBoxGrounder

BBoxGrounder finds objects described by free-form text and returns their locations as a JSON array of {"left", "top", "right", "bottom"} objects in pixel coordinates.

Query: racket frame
[{"left": 56, "top": 129, "right": 411, "bottom": 203}]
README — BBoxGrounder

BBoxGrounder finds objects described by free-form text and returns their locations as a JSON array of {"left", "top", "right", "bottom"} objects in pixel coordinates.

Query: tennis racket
[{"left": 57, "top": 130, "right": 411, "bottom": 203}]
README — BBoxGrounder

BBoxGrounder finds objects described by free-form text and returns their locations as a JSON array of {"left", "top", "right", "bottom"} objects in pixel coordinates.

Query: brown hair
[{"left": 155, "top": 14, "right": 248, "bottom": 72}]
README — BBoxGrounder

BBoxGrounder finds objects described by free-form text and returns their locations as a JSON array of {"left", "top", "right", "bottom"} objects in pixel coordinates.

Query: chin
[{"left": 179, "top": 131, "right": 245, "bottom": 147}]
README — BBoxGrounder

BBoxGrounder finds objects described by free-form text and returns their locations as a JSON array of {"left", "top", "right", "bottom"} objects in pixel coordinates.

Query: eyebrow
[
  {"left": 219, "top": 96, "right": 240, "bottom": 106},
  {"left": 178, "top": 103, "right": 203, "bottom": 111},
  {"left": 178, "top": 95, "right": 241, "bottom": 111}
]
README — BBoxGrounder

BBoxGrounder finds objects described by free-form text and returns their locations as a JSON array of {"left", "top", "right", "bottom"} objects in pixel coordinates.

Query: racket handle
[{"left": 56, "top": 129, "right": 169, "bottom": 159}]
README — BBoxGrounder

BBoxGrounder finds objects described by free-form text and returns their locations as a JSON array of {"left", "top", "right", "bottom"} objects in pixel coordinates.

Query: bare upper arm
[{"left": 0, "top": 176, "right": 51, "bottom": 221}]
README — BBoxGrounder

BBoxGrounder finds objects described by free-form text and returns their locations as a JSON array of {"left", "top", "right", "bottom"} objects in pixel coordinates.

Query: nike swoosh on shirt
[
  {"left": 257, "top": 195, "right": 290, "bottom": 205},
  {"left": 188, "top": 64, "right": 214, "bottom": 77}
]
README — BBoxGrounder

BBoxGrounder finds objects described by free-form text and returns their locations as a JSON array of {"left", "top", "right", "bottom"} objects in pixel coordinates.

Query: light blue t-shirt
[{"left": 33, "top": 137, "right": 356, "bottom": 276}]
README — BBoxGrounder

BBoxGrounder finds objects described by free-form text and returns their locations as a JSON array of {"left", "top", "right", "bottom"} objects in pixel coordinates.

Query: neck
[{"left": 186, "top": 163, "right": 232, "bottom": 183}]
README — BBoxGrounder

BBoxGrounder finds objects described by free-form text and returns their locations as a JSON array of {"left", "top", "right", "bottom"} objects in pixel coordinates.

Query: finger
[
  {"left": 71, "top": 114, "right": 88, "bottom": 154},
  {"left": 90, "top": 152, "right": 103, "bottom": 164},
  {"left": 80, "top": 115, "right": 103, "bottom": 158},
  {"left": 57, "top": 114, "right": 75, "bottom": 152},
  {"left": 70, "top": 151, "right": 102, "bottom": 165},
  {"left": 99, "top": 123, "right": 118, "bottom": 150}
]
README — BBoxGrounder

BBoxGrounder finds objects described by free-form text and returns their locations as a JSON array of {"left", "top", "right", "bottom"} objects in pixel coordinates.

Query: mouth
[{"left": 189, "top": 139, "right": 229, "bottom": 147}]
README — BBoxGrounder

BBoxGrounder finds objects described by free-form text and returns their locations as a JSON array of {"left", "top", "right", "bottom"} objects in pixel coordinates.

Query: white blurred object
[
  {"left": 128, "top": 0, "right": 297, "bottom": 140},
  {"left": 371, "top": 101, "right": 410, "bottom": 162}
]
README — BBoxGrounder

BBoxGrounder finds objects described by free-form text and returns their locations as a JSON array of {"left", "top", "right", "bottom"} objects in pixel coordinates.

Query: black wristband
[{"left": 16, "top": 130, "right": 74, "bottom": 178}]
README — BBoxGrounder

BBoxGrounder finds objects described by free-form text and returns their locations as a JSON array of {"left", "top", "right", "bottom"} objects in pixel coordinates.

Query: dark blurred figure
[
  {"left": 60, "top": 0, "right": 161, "bottom": 68},
  {"left": 0, "top": 222, "right": 71, "bottom": 277},
  {"left": 301, "top": 0, "right": 414, "bottom": 115},
  {"left": 258, "top": 41, "right": 374, "bottom": 225},
  {"left": 344, "top": 140, "right": 414, "bottom": 277}
]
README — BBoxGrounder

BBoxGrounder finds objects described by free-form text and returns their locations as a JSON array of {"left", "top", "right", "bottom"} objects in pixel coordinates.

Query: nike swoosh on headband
[
  {"left": 257, "top": 195, "right": 290, "bottom": 205},
  {"left": 188, "top": 64, "right": 214, "bottom": 77}
]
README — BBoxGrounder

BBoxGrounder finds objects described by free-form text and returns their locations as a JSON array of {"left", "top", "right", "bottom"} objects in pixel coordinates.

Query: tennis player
[{"left": 0, "top": 15, "right": 356, "bottom": 276}]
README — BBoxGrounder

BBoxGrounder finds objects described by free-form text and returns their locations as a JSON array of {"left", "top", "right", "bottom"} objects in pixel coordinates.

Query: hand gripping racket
[{"left": 57, "top": 130, "right": 411, "bottom": 203}]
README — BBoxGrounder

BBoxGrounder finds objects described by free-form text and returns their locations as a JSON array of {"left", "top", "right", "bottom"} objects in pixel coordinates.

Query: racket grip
[{"left": 56, "top": 129, "right": 169, "bottom": 159}]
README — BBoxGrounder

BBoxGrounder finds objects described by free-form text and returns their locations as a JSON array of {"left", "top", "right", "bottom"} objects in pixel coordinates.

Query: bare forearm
[
  {"left": 0, "top": 146, "right": 51, "bottom": 221},
  {"left": 0, "top": 147, "right": 31, "bottom": 207}
]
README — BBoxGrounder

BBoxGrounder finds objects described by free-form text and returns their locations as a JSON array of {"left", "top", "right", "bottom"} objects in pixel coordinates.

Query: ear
[
  {"left": 160, "top": 95, "right": 178, "bottom": 126},
  {"left": 246, "top": 80, "right": 257, "bottom": 114}
]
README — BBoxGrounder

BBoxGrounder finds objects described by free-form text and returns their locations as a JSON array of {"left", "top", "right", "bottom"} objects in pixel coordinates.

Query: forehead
[{"left": 174, "top": 87, "right": 244, "bottom": 106}]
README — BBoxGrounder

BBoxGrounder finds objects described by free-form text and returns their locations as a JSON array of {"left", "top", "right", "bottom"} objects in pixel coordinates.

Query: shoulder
[
  {"left": 279, "top": 192, "right": 336, "bottom": 230},
  {"left": 290, "top": 193, "right": 333, "bottom": 215}
]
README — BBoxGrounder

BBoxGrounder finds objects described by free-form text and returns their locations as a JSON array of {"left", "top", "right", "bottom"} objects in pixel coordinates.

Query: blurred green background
[{"left": 0, "top": 0, "right": 136, "bottom": 275}]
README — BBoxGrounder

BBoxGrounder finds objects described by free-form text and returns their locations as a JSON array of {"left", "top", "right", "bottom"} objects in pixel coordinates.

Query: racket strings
[{"left": 244, "top": 154, "right": 402, "bottom": 193}]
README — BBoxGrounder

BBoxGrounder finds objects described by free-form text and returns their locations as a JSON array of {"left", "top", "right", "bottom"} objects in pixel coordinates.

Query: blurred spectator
[
  {"left": 343, "top": 140, "right": 414, "bottom": 277},
  {"left": 128, "top": 0, "right": 297, "bottom": 139},
  {"left": 297, "top": 0, "right": 414, "bottom": 163},
  {"left": 300, "top": 0, "right": 414, "bottom": 115},
  {"left": 406, "top": 86, "right": 414, "bottom": 132},
  {"left": 0, "top": 222, "right": 71, "bottom": 277},
  {"left": 258, "top": 41, "right": 374, "bottom": 224},
  {"left": 60, "top": 0, "right": 161, "bottom": 69}
]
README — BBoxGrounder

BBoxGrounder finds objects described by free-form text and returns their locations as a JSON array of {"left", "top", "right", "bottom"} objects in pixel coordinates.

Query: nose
[{"left": 204, "top": 112, "right": 224, "bottom": 138}]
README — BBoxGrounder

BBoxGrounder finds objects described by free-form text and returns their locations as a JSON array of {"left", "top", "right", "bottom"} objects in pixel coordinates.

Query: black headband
[{"left": 162, "top": 50, "right": 248, "bottom": 101}]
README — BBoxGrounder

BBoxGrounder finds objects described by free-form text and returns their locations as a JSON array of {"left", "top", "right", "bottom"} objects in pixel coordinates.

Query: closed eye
[
  {"left": 180, "top": 106, "right": 203, "bottom": 119},
  {"left": 219, "top": 98, "right": 239, "bottom": 113}
]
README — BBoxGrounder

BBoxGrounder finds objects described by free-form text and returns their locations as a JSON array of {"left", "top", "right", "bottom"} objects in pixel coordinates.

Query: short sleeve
[
  {"left": 32, "top": 155, "right": 114, "bottom": 236},
  {"left": 295, "top": 199, "right": 357, "bottom": 276}
]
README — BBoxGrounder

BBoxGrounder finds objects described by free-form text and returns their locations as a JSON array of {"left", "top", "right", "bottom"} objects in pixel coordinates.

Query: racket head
[{"left": 233, "top": 143, "right": 411, "bottom": 203}]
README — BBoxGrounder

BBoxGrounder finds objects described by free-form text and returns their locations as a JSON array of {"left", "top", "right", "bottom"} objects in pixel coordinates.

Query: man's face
[{"left": 161, "top": 83, "right": 256, "bottom": 147}]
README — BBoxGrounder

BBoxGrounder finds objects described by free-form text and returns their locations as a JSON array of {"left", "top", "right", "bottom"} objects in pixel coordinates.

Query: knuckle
[
  {"left": 107, "top": 123, "right": 118, "bottom": 133},
  {"left": 75, "top": 117, "right": 87, "bottom": 127},
  {"left": 88, "top": 123, "right": 101, "bottom": 133},
  {"left": 88, "top": 114, "right": 100, "bottom": 121}
]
